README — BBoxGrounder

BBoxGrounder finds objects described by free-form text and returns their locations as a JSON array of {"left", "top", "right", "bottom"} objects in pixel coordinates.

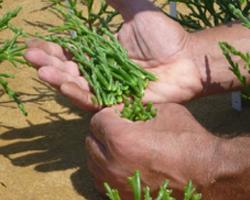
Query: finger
[
  {"left": 25, "top": 48, "right": 64, "bottom": 68},
  {"left": 38, "top": 66, "right": 89, "bottom": 90},
  {"left": 26, "top": 39, "right": 70, "bottom": 61},
  {"left": 85, "top": 136, "right": 107, "bottom": 167},
  {"left": 60, "top": 82, "right": 99, "bottom": 111},
  {"left": 90, "top": 106, "right": 132, "bottom": 144},
  {"left": 25, "top": 48, "right": 80, "bottom": 76},
  {"left": 86, "top": 136, "right": 108, "bottom": 193},
  {"left": 86, "top": 159, "right": 107, "bottom": 194},
  {"left": 63, "top": 61, "right": 80, "bottom": 76}
]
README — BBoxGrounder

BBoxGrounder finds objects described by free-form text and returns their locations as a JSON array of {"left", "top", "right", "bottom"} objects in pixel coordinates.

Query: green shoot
[
  {"left": 46, "top": 0, "right": 120, "bottom": 33},
  {"left": 219, "top": 4, "right": 250, "bottom": 100},
  {"left": 121, "top": 99, "right": 157, "bottom": 121},
  {"left": 155, "top": 180, "right": 178, "bottom": 200},
  {"left": 167, "top": 0, "right": 250, "bottom": 31},
  {"left": 0, "top": 74, "right": 27, "bottom": 115},
  {"left": 128, "top": 171, "right": 142, "bottom": 200},
  {"left": 219, "top": 42, "right": 250, "bottom": 100},
  {"left": 184, "top": 181, "right": 202, "bottom": 200},
  {"left": 104, "top": 182, "right": 122, "bottom": 200},
  {"left": 104, "top": 170, "right": 202, "bottom": 200},
  {"left": 0, "top": 7, "right": 21, "bottom": 31},
  {"left": 228, "top": 4, "right": 250, "bottom": 28},
  {"left": 0, "top": 6, "right": 28, "bottom": 115},
  {"left": 144, "top": 187, "right": 153, "bottom": 200}
]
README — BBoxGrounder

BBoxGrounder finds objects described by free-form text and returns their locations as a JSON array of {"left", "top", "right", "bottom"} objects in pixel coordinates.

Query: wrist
[{"left": 187, "top": 32, "right": 211, "bottom": 99}]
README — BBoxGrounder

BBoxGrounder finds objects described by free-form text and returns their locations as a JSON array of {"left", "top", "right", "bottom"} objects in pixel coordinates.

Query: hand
[
  {"left": 24, "top": 1, "right": 203, "bottom": 111},
  {"left": 24, "top": 39, "right": 99, "bottom": 111},
  {"left": 111, "top": 0, "right": 203, "bottom": 103},
  {"left": 86, "top": 103, "right": 220, "bottom": 199}
]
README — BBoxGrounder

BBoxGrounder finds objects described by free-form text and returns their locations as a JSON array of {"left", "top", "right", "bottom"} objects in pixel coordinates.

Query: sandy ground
[{"left": 0, "top": 1, "right": 250, "bottom": 200}]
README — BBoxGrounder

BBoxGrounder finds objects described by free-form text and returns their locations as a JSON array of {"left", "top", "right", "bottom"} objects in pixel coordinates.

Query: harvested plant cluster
[{"left": 42, "top": 1, "right": 158, "bottom": 121}]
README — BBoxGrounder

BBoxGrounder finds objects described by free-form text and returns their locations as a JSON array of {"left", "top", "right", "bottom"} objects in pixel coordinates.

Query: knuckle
[
  {"left": 89, "top": 112, "right": 107, "bottom": 136},
  {"left": 90, "top": 116, "right": 98, "bottom": 133},
  {"left": 85, "top": 136, "right": 92, "bottom": 150},
  {"left": 64, "top": 60, "right": 77, "bottom": 67}
]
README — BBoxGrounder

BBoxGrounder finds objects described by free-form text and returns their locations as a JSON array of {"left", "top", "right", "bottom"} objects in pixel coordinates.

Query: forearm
[
  {"left": 202, "top": 136, "right": 250, "bottom": 199},
  {"left": 190, "top": 23, "right": 250, "bottom": 96}
]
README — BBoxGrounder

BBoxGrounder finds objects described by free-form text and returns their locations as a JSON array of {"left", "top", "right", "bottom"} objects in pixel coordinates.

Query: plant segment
[
  {"left": 104, "top": 170, "right": 202, "bottom": 200},
  {"left": 0, "top": 6, "right": 27, "bottom": 115},
  {"left": 42, "top": 2, "right": 157, "bottom": 121},
  {"left": 167, "top": 0, "right": 250, "bottom": 31},
  {"left": 46, "top": 0, "right": 120, "bottom": 33},
  {"left": 219, "top": 4, "right": 250, "bottom": 100},
  {"left": 160, "top": 1, "right": 250, "bottom": 100}
]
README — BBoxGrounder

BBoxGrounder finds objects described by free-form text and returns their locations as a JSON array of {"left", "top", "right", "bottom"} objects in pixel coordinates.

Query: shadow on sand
[
  {"left": 0, "top": 111, "right": 102, "bottom": 200},
  {"left": 187, "top": 94, "right": 250, "bottom": 137}
]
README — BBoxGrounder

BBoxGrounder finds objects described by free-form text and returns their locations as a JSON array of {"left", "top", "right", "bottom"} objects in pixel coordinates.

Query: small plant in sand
[
  {"left": 104, "top": 171, "right": 202, "bottom": 200},
  {"left": 0, "top": 3, "right": 28, "bottom": 115}
]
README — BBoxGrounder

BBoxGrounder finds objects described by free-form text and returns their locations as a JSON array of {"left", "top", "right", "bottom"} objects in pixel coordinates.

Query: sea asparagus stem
[
  {"left": 128, "top": 171, "right": 141, "bottom": 200},
  {"left": 104, "top": 183, "right": 122, "bottom": 200},
  {"left": 219, "top": 42, "right": 250, "bottom": 100},
  {"left": 143, "top": 187, "right": 152, "bottom": 200},
  {"left": 105, "top": 170, "right": 202, "bottom": 200},
  {"left": 42, "top": 2, "right": 157, "bottom": 121},
  {"left": 0, "top": 6, "right": 28, "bottom": 115},
  {"left": 0, "top": 75, "right": 27, "bottom": 115},
  {"left": 228, "top": 3, "right": 250, "bottom": 29},
  {"left": 0, "top": 7, "right": 21, "bottom": 31},
  {"left": 219, "top": 3, "right": 250, "bottom": 100},
  {"left": 167, "top": 0, "right": 250, "bottom": 31},
  {"left": 155, "top": 180, "right": 176, "bottom": 200},
  {"left": 184, "top": 181, "right": 202, "bottom": 200},
  {"left": 47, "top": 0, "right": 119, "bottom": 33}
]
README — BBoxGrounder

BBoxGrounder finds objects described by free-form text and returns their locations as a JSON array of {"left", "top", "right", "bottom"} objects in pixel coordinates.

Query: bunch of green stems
[
  {"left": 167, "top": 0, "right": 250, "bottom": 31},
  {"left": 219, "top": 4, "right": 250, "bottom": 100},
  {"left": 121, "top": 99, "right": 157, "bottom": 121},
  {"left": 104, "top": 170, "right": 202, "bottom": 200},
  {"left": 0, "top": 6, "right": 27, "bottom": 115},
  {"left": 42, "top": 6, "right": 157, "bottom": 121}
]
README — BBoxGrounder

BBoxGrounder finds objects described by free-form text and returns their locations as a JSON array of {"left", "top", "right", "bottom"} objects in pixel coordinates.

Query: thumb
[{"left": 90, "top": 105, "right": 132, "bottom": 144}]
